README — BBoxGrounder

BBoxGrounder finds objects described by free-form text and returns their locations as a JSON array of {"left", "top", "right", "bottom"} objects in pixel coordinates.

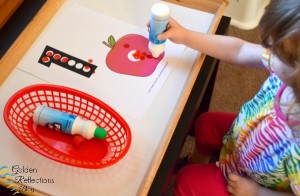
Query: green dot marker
[{"left": 94, "top": 127, "right": 107, "bottom": 139}]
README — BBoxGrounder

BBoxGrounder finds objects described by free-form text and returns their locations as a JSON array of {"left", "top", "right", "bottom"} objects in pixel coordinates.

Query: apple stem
[{"left": 102, "top": 41, "right": 113, "bottom": 48}]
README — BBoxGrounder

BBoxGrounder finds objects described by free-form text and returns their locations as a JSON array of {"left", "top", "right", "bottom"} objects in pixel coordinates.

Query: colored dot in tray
[
  {"left": 68, "top": 60, "right": 76, "bottom": 66},
  {"left": 61, "top": 57, "right": 68, "bottom": 63},
  {"left": 83, "top": 65, "right": 91, "bottom": 72},
  {"left": 75, "top": 63, "right": 83, "bottom": 69},
  {"left": 53, "top": 53, "right": 61, "bottom": 60}
]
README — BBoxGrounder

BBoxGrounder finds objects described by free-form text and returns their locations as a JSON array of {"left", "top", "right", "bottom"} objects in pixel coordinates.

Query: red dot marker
[
  {"left": 42, "top": 57, "right": 50, "bottom": 63},
  {"left": 61, "top": 57, "right": 68, "bottom": 63},
  {"left": 83, "top": 65, "right": 91, "bottom": 72},
  {"left": 53, "top": 54, "right": 61, "bottom": 60},
  {"left": 46, "top": 50, "right": 54, "bottom": 56}
]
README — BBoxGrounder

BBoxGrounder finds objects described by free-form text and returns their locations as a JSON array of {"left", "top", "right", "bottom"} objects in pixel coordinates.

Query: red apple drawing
[{"left": 104, "top": 34, "right": 164, "bottom": 77}]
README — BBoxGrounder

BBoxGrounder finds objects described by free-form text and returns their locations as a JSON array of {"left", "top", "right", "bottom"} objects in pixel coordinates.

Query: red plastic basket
[{"left": 4, "top": 84, "right": 131, "bottom": 169}]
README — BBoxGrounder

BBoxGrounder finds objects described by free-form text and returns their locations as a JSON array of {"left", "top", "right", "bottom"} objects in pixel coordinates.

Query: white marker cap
[{"left": 151, "top": 3, "right": 171, "bottom": 20}]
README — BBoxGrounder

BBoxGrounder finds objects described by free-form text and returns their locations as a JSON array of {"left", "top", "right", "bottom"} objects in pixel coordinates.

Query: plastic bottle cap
[
  {"left": 94, "top": 127, "right": 107, "bottom": 139},
  {"left": 151, "top": 3, "right": 171, "bottom": 20}
]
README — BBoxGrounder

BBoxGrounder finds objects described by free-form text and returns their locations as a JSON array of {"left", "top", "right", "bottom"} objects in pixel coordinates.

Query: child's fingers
[
  {"left": 227, "top": 173, "right": 237, "bottom": 195},
  {"left": 157, "top": 34, "right": 165, "bottom": 41},
  {"left": 227, "top": 177, "right": 236, "bottom": 187},
  {"left": 226, "top": 184, "right": 235, "bottom": 194},
  {"left": 157, "top": 31, "right": 170, "bottom": 41},
  {"left": 227, "top": 172, "right": 240, "bottom": 181}
]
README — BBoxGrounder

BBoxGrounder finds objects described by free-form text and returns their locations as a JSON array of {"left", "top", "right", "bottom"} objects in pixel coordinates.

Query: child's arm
[{"left": 158, "top": 18, "right": 266, "bottom": 68}]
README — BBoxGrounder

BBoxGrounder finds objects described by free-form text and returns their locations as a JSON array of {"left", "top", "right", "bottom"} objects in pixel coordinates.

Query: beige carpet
[{"left": 166, "top": 25, "right": 269, "bottom": 195}]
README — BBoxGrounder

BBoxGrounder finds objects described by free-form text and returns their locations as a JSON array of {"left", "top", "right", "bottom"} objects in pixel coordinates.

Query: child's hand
[
  {"left": 227, "top": 173, "right": 260, "bottom": 196},
  {"left": 147, "top": 18, "right": 188, "bottom": 45},
  {"left": 157, "top": 18, "right": 187, "bottom": 45}
]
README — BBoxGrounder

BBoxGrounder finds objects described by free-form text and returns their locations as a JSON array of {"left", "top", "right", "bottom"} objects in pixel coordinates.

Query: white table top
[{"left": 0, "top": 0, "right": 216, "bottom": 195}]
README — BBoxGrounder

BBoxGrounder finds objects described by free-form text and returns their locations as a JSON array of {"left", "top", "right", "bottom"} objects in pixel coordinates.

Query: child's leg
[
  {"left": 174, "top": 163, "right": 229, "bottom": 196},
  {"left": 190, "top": 112, "right": 237, "bottom": 163}
]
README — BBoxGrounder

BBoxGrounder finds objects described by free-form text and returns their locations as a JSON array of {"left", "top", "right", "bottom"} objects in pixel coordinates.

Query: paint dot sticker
[
  {"left": 61, "top": 57, "right": 68, "bottom": 63},
  {"left": 46, "top": 50, "right": 54, "bottom": 56},
  {"left": 42, "top": 57, "right": 50, "bottom": 63},
  {"left": 83, "top": 65, "right": 91, "bottom": 72},
  {"left": 53, "top": 54, "right": 61, "bottom": 60}
]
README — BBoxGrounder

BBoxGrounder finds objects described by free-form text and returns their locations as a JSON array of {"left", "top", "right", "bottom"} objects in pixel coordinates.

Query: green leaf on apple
[{"left": 108, "top": 35, "right": 116, "bottom": 47}]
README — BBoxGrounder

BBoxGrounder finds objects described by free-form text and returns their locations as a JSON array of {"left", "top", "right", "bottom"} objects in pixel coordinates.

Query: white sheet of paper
[{"left": 17, "top": 4, "right": 185, "bottom": 119}]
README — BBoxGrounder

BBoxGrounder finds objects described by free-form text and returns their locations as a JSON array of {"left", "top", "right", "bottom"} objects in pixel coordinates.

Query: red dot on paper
[
  {"left": 42, "top": 57, "right": 50, "bottom": 63},
  {"left": 83, "top": 65, "right": 91, "bottom": 72},
  {"left": 53, "top": 54, "right": 61, "bottom": 60},
  {"left": 133, "top": 50, "right": 140, "bottom": 59},
  {"left": 46, "top": 51, "right": 54, "bottom": 56},
  {"left": 147, "top": 54, "right": 153, "bottom": 59},
  {"left": 61, "top": 57, "right": 68, "bottom": 63},
  {"left": 123, "top": 44, "right": 130, "bottom": 48},
  {"left": 88, "top": 59, "right": 93, "bottom": 63}
]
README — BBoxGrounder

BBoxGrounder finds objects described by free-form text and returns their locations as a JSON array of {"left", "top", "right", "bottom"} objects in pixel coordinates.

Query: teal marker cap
[{"left": 94, "top": 127, "right": 107, "bottom": 139}]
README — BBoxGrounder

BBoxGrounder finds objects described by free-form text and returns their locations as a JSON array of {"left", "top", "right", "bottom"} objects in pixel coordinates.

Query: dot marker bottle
[
  {"left": 148, "top": 3, "right": 171, "bottom": 58},
  {"left": 33, "top": 105, "right": 107, "bottom": 139}
]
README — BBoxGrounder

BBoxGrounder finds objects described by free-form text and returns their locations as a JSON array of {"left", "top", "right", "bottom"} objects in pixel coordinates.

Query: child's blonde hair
[
  {"left": 260, "top": 0, "right": 300, "bottom": 140},
  {"left": 260, "top": 0, "right": 300, "bottom": 98}
]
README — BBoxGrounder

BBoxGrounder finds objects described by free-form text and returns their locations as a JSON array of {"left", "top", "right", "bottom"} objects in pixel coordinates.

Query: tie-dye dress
[{"left": 217, "top": 49, "right": 300, "bottom": 195}]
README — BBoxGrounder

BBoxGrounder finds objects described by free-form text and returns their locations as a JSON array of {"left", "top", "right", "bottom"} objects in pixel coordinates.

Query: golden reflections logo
[
  {"left": 0, "top": 165, "right": 19, "bottom": 195},
  {"left": 1, "top": 165, "right": 55, "bottom": 195}
]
